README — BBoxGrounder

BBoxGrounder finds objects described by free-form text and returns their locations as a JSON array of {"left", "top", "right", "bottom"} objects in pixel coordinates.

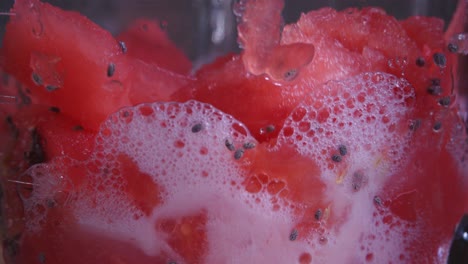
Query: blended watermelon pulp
[{"left": 0, "top": 0, "right": 467, "bottom": 263}]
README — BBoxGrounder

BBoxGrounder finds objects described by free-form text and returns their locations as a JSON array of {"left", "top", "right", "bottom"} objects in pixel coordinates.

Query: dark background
[{"left": 0, "top": 0, "right": 459, "bottom": 63}]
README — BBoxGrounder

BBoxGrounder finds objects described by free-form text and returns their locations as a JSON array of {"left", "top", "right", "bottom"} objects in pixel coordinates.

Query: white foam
[
  {"left": 276, "top": 72, "right": 416, "bottom": 262},
  {"left": 23, "top": 100, "right": 312, "bottom": 263},
  {"left": 278, "top": 72, "right": 414, "bottom": 174},
  {"left": 21, "top": 74, "right": 424, "bottom": 263}
]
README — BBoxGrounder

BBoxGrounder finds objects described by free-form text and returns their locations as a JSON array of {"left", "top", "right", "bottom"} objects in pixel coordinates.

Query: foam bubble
[
  {"left": 23, "top": 101, "right": 310, "bottom": 263},
  {"left": 20, "top": 76, "right": 421, "bottom": 262},
  {"left": 278, "top": 72, "right": 414, "bottom": 180},
  {"left": 276, "top": 72, "right": 416, "bottom": 262}
]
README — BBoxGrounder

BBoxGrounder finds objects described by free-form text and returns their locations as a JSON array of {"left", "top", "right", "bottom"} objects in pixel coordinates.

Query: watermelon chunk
[{"left": 2, "top": 0, "right": 190, "bottom": 131}]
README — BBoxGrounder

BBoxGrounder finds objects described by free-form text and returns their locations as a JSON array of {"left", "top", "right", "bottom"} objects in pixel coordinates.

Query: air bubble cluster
[
  {"left": 275, "top": 72, "right": 416, "bottom": 262},
  {"left": 23, "top": 100, "right": 308, "bottom": 263},
  {"left": 278, "top": 72, "right": 415, "bottom": 179}
]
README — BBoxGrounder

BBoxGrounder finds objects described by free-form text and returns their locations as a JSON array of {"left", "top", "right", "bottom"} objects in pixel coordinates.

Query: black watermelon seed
[
  {"left": 73, "top": 125, "right": 84, "bottom": 131},
  {"left": 415, "top": 57, "right": 425, "bottom": 67},
  {"left": 331, "top": 154, "right": 342, "bottom": 162},
  {"left": 118, "top": 41, "right": 127, "bottom": 53},
  {"left": 18, "top": 89, "right": 32, "bottom": 105},
  {"left": 6, "top": 115, "right": 13, "bottom": 125},
  {"left": 225, "top": 139, "right": 235, "bottom": 151},
  {"left": 338, "top": 145, "right": 347, "bottom": 156},
  {"left": 373, "top": 196, "right": 382, "bottom": 206},
  {"left": 266, "top": 125, "right": 275, "bottom": 133},
  {"left": 45, "top": 85, "right": 58, "bottom": 92},
  {"left": 427, "top": 85, "right": 442, "bottom": 95},
  {"left": 191, "top": 123, "right": 203, "bottom": 133},
  {"left": 314, "top": 209, "right": 322, "bottom": 221},
  {"left": 31, "top": 72, "right": 42, "bottom": 86},
  {"left": 408, "top": 119, "right": 421, "bottom": 131},
  {"left": 289, "top": 229, "right": 298, "bottom": 241},
  {"left": 261, "top": 124, "right": 276, "bottom": 134},
  {"left": 433, "top": 53, "right": 447, "bottom": 68},
  {"left": 49, "top": 106, "right": 60, "bottom": 113},
  {"left": 25, "top": 128, "right": 45, "bottom": 166},
  {"left": 438, "top": 97, "right": 451, "bottom": 107},
  {"left": 284, "top": 69, "right": 298, "bottom": 81},
  {"left": 243, "top": 142, "right": 256, "bottom": 149},
  {"left": 107, "top": 63, "right": 115, "bottom": 77},
  {"left": 433, "top": 121, "right": 442, "bottom": 131},
  {"left": 5, "top": 115, "right": 18, "bottom": 139},
  {"left": 234, "top": 149, "right": 244, "bottom": 160},
  {"left": 448, "top": 43, "right": 458, "bottom": 53},
  {"left": 431, "top": 78, "right": 441, "bottom": 86}
]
